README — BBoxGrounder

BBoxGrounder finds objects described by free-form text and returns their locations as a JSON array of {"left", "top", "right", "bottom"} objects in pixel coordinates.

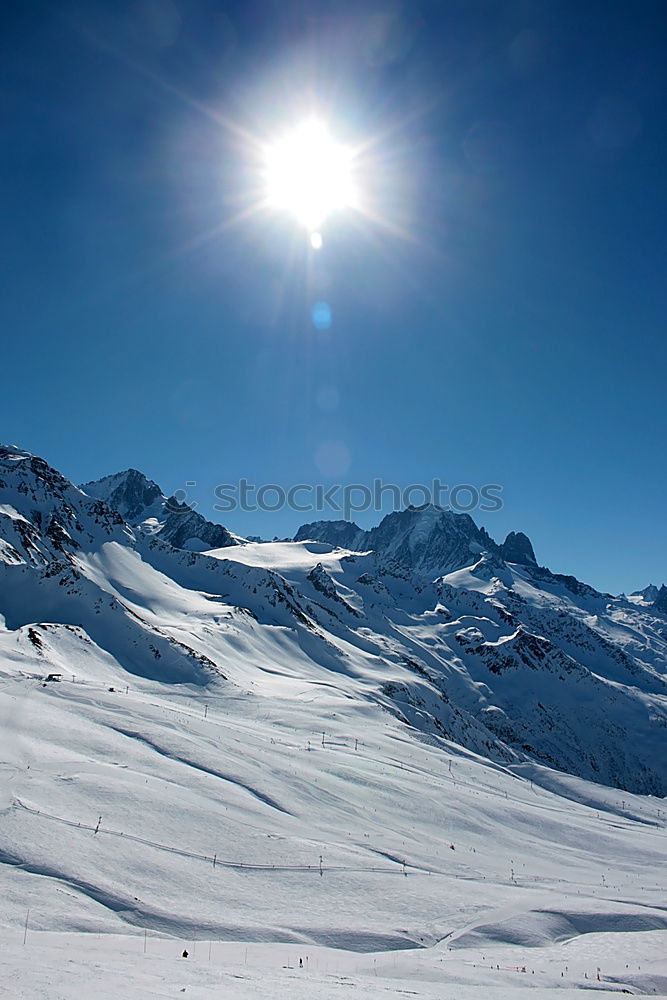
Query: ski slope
[
  {"left": 1, "top": 446, "right": 666, "bottom": 996},
  {"left": 2, "top": 648, "right": 666, "bottom": 997}
]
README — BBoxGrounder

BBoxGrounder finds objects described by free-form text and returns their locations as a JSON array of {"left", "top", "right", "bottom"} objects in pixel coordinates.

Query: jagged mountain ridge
[
  {"left": 296, "top": 506, "right": 498, "bottom": 578},
  {"left": 296, "top": 509, "right": 539, "bottom": 580},
  {"left": 1, "top": 444, "right": 666, "bottom": 796},
  {"left": 296, "top": 510, "right": 614, "bottom": 605},
  {"left": 82, "top": 468, "right": 241, "bottom": 552},
  {"left": 631, "top": 583, "right": 661, "bottom": 602}
]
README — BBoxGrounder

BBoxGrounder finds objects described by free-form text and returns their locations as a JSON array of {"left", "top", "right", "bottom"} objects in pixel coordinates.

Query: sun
[{"left": 264, "top": 119, "right": 356, "bottom": 240}]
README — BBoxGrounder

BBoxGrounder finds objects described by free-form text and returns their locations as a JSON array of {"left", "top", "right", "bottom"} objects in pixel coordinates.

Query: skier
[{"left": 182, "top": 949, "right": 189, "bottom": 958}]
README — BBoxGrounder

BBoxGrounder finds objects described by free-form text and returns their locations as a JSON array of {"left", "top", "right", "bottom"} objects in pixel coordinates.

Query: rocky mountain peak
[
  {"left": 294, "top": 519, "right": 364, "bottom": 550},
  {"left": 653, "top": 585, "right": 667, "bottom": 614},
  {"left": 81, "top": 469, "right": 163, "bottom": 523},
  {"left": 296, "top": 504, "right": 501, "bottom": 578},
  {"left": 0, "top": 444, "right": 131, "bottom": 564},
  {"left": 82, "top": 469, "right": 240, "bottom": 552},
  {"left": 499, "top": 530, "right": 537, "bottom": 566},
  {"left": 631, "top": 584, "right": 660, "bottom": 603}
]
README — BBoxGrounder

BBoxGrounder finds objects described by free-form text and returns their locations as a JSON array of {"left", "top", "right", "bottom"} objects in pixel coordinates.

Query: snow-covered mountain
[
  {"left": 82, "top": 468, "right": 242, "bottom": 551},
  {"left": 296, "top": 505, "right": 504, "bottom": 578},
  {"left": 2, "top": 443, "right": 666, "bottom": 794},
  {"left": 2, "top": 444, "right": 667, "bottom": 997},
  {"left": 631, "top": 583, "right": 661, "bottom": 603},
  {"left": 298, "top": 507, "right": 577, "bottom": 588},
  {"left": 629, "top": 582, "right": 667, "bottom": 615}
]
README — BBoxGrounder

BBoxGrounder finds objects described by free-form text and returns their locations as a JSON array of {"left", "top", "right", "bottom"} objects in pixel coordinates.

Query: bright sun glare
[{"left": 264, "top": 119, "right": 356, "bottom": 241}]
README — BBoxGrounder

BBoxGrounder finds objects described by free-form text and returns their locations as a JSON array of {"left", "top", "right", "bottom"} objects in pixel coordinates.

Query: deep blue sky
[{"left": 1, "top": 0, "right": 666, "bottom": 593}]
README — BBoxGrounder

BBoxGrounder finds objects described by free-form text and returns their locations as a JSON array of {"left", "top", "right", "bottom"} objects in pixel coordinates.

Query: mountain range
[{"left": 1, "top": 443, "right": 666, "bottom": 796}]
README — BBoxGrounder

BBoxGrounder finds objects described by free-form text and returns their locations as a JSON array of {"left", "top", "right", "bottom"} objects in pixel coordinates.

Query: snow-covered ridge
[
  {"left": 297, "top": 507, "right": 550, "bottom": 583},
  {"left": 1, "top": 442, "right": 666, "bottom": 796},
  {"left": 82, "top": 466, "right": 242, "bottom": 551}
]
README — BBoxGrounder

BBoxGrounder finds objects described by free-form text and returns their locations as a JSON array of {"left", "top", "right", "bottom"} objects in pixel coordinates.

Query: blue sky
[{"left": 1, "top": 0, "right": 666, "bottom": 594}]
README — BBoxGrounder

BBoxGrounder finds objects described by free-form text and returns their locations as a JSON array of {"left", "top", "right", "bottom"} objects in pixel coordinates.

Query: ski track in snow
[{"left": 2, "top": 670, "right": 666, "bottom": 997}]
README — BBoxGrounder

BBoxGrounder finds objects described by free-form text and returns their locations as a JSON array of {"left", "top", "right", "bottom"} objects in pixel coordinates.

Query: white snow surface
[{"left": 1, "top": 445, "right": 666, "bottom": 997}]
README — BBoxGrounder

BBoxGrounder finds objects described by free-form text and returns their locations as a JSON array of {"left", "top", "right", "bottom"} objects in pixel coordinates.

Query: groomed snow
[{"left": 2, "top": 647, "right": 666, "bottom": 997}]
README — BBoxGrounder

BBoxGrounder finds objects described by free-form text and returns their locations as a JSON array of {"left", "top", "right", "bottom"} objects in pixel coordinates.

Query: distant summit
[
  {"left": 295, "top": 519, "right": 365, "bottom": 552},
  {"left": 631, "top": 584, "right": 661, "bottom": 603},
  {"left": 297, "top": 504, "right": 497, "bottom": 577},
  {"left": 296, "top": 505, "right": 538, "bottom": 578},
  {"left": 499, "top": 530, "right": 537, "bottom": 566},
  {"left": 654, "top": 585, "right": 667, "bottom": 614},
  {"left": 81, "top": 469, "right": 162, "bottom": 523},
  {"left": 82, "top": 469, "right": 241, "bottom": 552}
]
